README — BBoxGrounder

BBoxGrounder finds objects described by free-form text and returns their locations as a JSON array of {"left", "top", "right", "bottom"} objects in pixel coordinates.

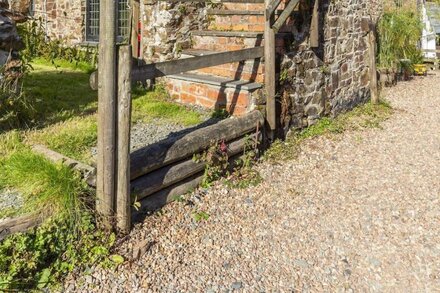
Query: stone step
[
  {"left": 181, "top": 49, "right": 264, "bottom": 82},
  {"left": 207, "top": 10, "right": 292, "bottom": 32},
  {"left": 166, "top": 72, "right": 263, "bottom": 115},
  {"left": 191, "top": 30, "right": 290, "bottom": 54},
  {"left": 221, "top": 3, "right": 264, "bottom": 11},
  {"left": 208, "top": 13, "right": 265, "bottom": 32},
  {"left": 191, "top": 30, "right": 263, "bottom": 51}
]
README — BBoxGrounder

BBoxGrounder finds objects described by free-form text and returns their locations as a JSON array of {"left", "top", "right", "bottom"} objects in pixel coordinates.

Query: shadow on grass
[{"left": 22, "top": 66, "right": 97, "bottom": 129}]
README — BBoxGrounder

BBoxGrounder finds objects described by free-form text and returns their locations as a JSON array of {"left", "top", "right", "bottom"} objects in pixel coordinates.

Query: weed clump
[{"left": 264, "top": 100, "right": 393, "bottom": 162}]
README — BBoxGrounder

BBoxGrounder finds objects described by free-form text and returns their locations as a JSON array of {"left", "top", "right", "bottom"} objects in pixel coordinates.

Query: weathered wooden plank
[
  {"left": 0, "top": 214, "right": 45, "bottom": 241},
  {"left": 272, "top": 0, "right": 300, "bottom": 33},
  {"left": 89, "top": 47, "right": 264, "bottom": 89},
  {"left": 116, "top": 45, "right": 133, "bottom": 234},
  {"left": 131, "top": 174, "right": 204, "bottom": 221},
  {"left": 130, "top": 111, "right": 264, "bottom": 180},
  {"left": 309, "top": 0, "right": 319, "bottom": 48},
  {"left": 132, "top": 47, "right": 264, "bottom": 82},
  {"left": 131, "top": 0, "right": 140, "bottom": 59},
  {"left": 368, "top": 22, "right": 379, "bottom": 104},
  {"left": 131, "top": 132, "right": 260, "bottom": 201},
  {"left": 265, "top": 0, "right": 276, "bottom": 138},
  {"left": 266, "top": 0, "right": 282, "bottom": 20},
  {"left": 31, "top": 144, "right": 96, "bottom": 186},
  {"left": 97, "top": 0, "right": 117, "bottom": 229}
]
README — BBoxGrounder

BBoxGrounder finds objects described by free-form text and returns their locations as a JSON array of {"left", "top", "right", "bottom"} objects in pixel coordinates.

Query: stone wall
[
  {"left": 279, "top": 0, "right": 383, "bottom": 132},
  {"left": 32, "top": 0, "right": 85, "bottom": 44},
  {"left": 141, "top": 1, "right": 209, "bottom": 62},
  {"left": 30, "top": 0, "right": 208, "bottom": 62}
]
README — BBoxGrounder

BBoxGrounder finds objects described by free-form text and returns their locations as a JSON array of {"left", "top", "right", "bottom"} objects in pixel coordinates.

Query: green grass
[
  {"left": 26, "top": 115, "right": 97, "bottom": 164},
  {"left": 132, "top": 86, "right": 203, "bottom": 126},
  {"left": 32, "top": 57, "right": 96, "bottom": 74},
  {"left": 22, "top": 60, "right": 97, "bottom": 127},
  {"left": 0, "top": 131, "right": 86, "bottom": 219},
  {"left": 265, "top": 100, "right": 393, "bottom": 162}
]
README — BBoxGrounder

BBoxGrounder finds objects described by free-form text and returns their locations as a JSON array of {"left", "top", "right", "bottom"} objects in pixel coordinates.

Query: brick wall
[{"left": 279, "top": 0, "right": 383, "bottom": 132}]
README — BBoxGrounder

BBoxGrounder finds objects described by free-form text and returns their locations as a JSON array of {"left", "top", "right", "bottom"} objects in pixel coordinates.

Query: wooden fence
[{"left": 96, "top": 0, "right": 305, "bottom": 232}]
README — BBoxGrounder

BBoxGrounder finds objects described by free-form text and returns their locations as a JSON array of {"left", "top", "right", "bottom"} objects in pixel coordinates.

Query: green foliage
[
  {"left": 18, "top": 19, "right": 98, "bottom": 69},
  {"left": 377, "top": 9, "right": 423, "bottom": 69},
  {"left": 192, "top": 210, "right": 210, "bottom": 222},
  {"left": 0, "top": 135, "right": 115, "bottom": 290},
  {"left": 0, "top": 77, "right": 37, "bottom": 131},
  {"left": 226, "top": 135, "right": 262, "bottom": 189},
  {"left": 265, "top": 100, "right": 393, "bottom": 162},
  {"left": 210, "top": 108, "right": 230, "bottom": 120},
  {"left": 0, "top": 212, "right": 115, "bottom": 290},
  {"left": 196, "top": 135, "right": 263, "bottom": 189},
  {"left": 0, "top": 148, "right": 85, "bottom": 218},
  {"left": 194, "top": 140, "right": 230, "bottom": 188}
]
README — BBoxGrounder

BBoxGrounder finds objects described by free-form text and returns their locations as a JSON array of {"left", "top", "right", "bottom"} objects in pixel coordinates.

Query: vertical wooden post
[
  {"left": 264, "top": 0, "right": 276, "bottom": 139},
  {"left": 131, "top": 0, "right": 140, "bottom": 59},
  {"left": 310, "top": 0, "right": 319, "bottom": 48},
  {"left": 116, "top": 45, "right": 132, "bottom": 233},
  {"left": 369, "top": 22, "right": 379, "bottom": 104},
  {"left": 97, "top": 0, "right": 117, "bottom": 228}
]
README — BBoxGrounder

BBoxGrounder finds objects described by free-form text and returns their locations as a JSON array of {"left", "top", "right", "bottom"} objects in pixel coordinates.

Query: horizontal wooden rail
[
  {"left": 131, "top": 132, "right": 260, "bottom": 201},
  {"left": 90, "top": 47, "right": 264, "bottom": 89},
  {"left": 272, "top": 0, "right": 299, "bottom": 33},
  {"left": 132, "top": 46, "right": 264, "bottom": 82}
]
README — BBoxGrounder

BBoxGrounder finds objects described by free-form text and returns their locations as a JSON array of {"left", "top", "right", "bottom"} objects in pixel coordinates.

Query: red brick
[
  {"left": 181, "top": 92, "right": 196, "bottom": 104},
  {"left": 182, "top": 83, "right": 207, "bottom": 97},
  {"left": 207, "top": 88, "right": 227, "bottom": 104},
  {"left": 197, "top": 97, "right": 216, "bottom": 108}
]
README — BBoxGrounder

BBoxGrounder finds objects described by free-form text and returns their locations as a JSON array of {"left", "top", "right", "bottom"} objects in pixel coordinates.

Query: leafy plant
[
  {"left": 0, "top": 212, "right": 115, "bottom": 290},
  {"left": 192, "top": 210, "right": 210, "bottom": 222},
  {"left": 18, "top": 18, "right": 97, "bottom": 71},
  {"left": 377, "top": 9, "right": 423, "bottom": 69},
  {"left": 194, "top": 140, "right": 230, "bottom": 187}
]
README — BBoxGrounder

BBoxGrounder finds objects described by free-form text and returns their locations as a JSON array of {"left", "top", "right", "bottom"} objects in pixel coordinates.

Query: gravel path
[{"left": 66, "top": 73, "right": 440, "bottom": 292}]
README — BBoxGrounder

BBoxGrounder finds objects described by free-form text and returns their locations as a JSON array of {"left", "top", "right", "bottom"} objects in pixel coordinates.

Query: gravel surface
[
  {"left": 65, "top": 73, "right": 440, "bottom": 292},
  {"left": 91, "top": 115, "right": 220, "bottom": 157},
  {"left": 0, "top": 189, "right": 24, "bottom": 217}
]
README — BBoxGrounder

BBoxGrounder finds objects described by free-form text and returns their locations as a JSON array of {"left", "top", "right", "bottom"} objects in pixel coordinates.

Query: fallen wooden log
[
  {"left": 131, "top": 132, "right": 260, "bottom": 201},
  {"left": 31, "top": 145, "right": 96, "bottom": 186},
  {"left": 130, "top": 111, "right": 264, "bottom": 180},
  {"left": 0, "top": 214, "right": 45, "bottom": 241}
]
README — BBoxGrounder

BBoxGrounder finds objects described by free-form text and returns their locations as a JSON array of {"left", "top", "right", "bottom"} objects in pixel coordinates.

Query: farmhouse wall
[
  {"left": 30, "top": 0, "right": 209, "bottom": 62},
  {"left": 279, "top": 0, "right": 383, "bottom": 131}
]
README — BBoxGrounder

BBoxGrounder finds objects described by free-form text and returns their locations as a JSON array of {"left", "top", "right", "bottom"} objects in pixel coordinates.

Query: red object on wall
[{"left": 137, "top": 20, "right": 141, "bottom": 58}]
